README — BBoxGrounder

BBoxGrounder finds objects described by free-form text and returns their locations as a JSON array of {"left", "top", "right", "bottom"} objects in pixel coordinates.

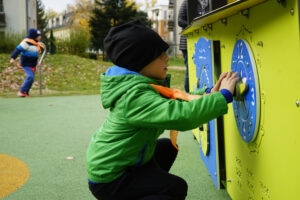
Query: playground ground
[{"left": 0, "top": 95, "right": 231, "bottom": 200}]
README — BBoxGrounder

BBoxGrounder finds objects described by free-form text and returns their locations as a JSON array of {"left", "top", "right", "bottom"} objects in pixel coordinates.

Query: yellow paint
[
  {"left": 227, "top": 0, "right": 238, "bottom": 3},
  {"left": 186, "top": 0, "right": 300, "bottom": 199},
  {"left": 0, "top": 154, "right": 30, "bottom": 198},
  {"left": 194, "top": 130, "right": 200, "bottom": 143},
  {"left": 200, "top": 124, "right": 209, "bottom": 156}
]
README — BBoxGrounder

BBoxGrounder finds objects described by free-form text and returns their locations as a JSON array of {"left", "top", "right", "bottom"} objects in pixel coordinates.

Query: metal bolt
[
  {"left": 257, "top": 41, "right": 263, "bottom": 47},
  {"left": 227, "top": 179, "right": 231, "bottom": 182},
  {"left": 220, "top": 18, "right": 227, "bottom": 25},
  {"left": 249, "top": 122, "right": 252, "bottom": 126},
  {"left": 233, "top": 61, "right": 236, "bottom": 64},
  {"left": 296, "top": 100, "right": 299, "bottom": 107},
  {"left": 290, "top": 8, "right": 294, "bottom": 16},
  {"left": 246, "top": 62, "right": 249, "bottom": 67},
  {"left": 214, "top": 172, "right": 217, "bottom": 176}
]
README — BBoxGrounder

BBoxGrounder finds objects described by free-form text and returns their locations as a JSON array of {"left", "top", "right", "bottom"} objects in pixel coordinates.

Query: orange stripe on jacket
[{"left": 149, "top": 84, "right": 202, "bottom": 150}]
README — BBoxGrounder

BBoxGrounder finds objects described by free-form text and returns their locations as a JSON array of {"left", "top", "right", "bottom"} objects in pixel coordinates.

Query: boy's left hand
[
  {"left": 211, "top": 72, "right": 228, "bottom": 93},
  {"left": 9, "top": 58, "right": 15, "bottom": 66}
]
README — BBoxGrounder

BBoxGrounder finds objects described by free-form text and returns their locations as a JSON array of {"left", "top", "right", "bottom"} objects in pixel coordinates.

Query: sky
[{"left": 41, "top": 0, "right": 169, "bottom": 13}]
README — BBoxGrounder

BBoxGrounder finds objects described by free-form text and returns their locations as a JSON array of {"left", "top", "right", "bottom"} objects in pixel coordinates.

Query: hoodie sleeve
[
  {"left": 11, "top": 41, "right": 29, "bottom": 59},
  {"left": 189, "top": 87, "right": 208, "bottom": 95},
  {"left": 123, "top": 85, "right": 228, "bottom": 131}
]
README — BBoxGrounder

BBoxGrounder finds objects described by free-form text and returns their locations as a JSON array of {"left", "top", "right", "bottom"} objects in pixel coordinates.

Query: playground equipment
[
  {"left": 183, "top": 0, "right": 300, "bottom": 199},
  {"left": 38, "top": 42, "right": 46, "bottom": 95}
]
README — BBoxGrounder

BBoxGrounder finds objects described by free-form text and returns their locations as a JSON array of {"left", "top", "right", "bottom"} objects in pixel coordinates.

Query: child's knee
[
  {"left": 27, "top": 75, "right": 34, "bottom": 83},
  {"left": 170, "top": 176, "right": 188, "bottom": 197},
  {"left": 178, "top": 177, "right": 188, "bottom": 194}
]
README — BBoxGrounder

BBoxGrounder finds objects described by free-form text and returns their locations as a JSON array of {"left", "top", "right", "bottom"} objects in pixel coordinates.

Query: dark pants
[
  {"left": 181, "top": 50, "right": 189, "bottom": 93},
  {"left": 20, "top": 66, "right": 35, "bottom": 93},
  {"left": 88, "top": 138, "right": 187, "bottom": 200}
]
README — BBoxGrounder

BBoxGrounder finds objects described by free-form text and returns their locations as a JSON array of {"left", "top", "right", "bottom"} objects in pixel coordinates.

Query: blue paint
[
  {"left": 193, "top": 37, "right": 219, "bottom": 189},
  {"left": 231, "top": 39, "right": 260, "bottom": 143}
]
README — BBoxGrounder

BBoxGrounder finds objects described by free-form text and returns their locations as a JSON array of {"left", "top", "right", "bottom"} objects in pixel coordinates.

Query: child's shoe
[{"left": 17, "top": 91, "right": 29, "bottom": 97}]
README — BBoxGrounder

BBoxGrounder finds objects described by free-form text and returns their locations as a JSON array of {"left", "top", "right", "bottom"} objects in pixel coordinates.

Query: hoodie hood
[{"left": 100, "top": 66, "right": 163, "bottom": 109}]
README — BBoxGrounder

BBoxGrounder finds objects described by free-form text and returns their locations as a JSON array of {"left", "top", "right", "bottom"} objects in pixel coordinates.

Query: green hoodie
[{"left": 86, "top": 66, "right": 228, "bottom": 183}]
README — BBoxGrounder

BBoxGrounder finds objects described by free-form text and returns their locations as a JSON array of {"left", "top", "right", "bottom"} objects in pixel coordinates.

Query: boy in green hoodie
[{"left": 86, "top": 20, "right": 239, "bottom": 200}]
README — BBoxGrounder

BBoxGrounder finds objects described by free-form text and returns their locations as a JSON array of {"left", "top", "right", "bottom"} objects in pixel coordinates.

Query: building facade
[
  {"left": 47, "top": 12, "right": 72, "bottom": 39},
  {"left": 0, "top": 0, "right": 37, "bottom": 35},
  {"left": 146, "top": 4, "right": 172, "bottom": 43}
]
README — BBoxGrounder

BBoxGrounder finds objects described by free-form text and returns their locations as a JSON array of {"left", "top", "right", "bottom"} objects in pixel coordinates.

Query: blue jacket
[{"left": 11, "top": 38, "right": 40, "bottom": 67}]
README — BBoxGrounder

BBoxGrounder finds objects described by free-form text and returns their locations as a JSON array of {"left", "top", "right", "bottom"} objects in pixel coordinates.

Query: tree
[
  {"left": 49, "top": 30, "right": 56, "bottom": 54},
  {"left": 135, "top": 11, "right": 152, "bottom": 27},
  {"left": 67, "top": 0, "right": 93, "bottom": 30},
  {"left": 36, "top": 0, "right": 48, "bottom": 45},
  {"left": 45, "top": 9, "right": 57, "bottom": 19},
  {"left": 89, "top": 0, "right": 152, "bottom": 51}
]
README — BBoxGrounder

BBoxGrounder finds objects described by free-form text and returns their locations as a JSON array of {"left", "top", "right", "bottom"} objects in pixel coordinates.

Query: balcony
[
  {"left": 168, "top": 20, "right": 174, "bottom": 31},
  {"left": 0, "top": 12, "right": 5, "bottom": 27},
  {"left": 169, "top": 0, "right": 174, "bottom": 8}
]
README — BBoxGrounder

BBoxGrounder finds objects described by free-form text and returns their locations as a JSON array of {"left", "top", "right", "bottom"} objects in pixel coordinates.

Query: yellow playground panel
[{"left": 183, "top": 0, "right": 300, "bottom": 199}]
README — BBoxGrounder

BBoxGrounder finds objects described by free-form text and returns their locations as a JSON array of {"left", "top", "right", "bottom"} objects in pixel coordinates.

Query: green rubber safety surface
[{"left": 0, "top": 95, "right": 230, "bottom": 200}]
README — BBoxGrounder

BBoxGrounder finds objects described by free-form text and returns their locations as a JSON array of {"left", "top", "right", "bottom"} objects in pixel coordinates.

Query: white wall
[
  {"left": 3, "top": 0, "right": 36, "bottom": 34},
  {"left": 27, "top": 0, "right": 37, "bottom": 30}
]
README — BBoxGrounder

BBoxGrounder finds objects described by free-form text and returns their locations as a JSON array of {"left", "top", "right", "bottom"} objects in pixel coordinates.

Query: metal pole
[
  {"left": 38, "top": 42, "right": 46, "bottom": 95},
  {"left": 173, "top": 0, "right": 177, "bottom": 57}
]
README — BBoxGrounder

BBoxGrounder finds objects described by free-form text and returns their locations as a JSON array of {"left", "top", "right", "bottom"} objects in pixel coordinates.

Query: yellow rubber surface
[{"left": 0, "top": 154, "right": 30, "bottom": 198}]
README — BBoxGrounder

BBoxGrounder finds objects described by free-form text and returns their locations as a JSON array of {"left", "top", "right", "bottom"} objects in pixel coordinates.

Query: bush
[
  {"left": 49, "top": 30, "right": 56, "bottom": 54},
  {"left": 0, "top": 32, "right": 25, "bottom": 53},
  {"left": 88, "top": 52, "right": 98, "bottom": 60},
  {"left": 56, "top": 28, "right": 90, "bottom": 58}
]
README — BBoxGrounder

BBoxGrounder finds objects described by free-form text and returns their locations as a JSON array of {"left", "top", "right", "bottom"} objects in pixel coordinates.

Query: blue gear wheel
[{"left": 231, "top": 39, "right": 261, "bottom": 143}]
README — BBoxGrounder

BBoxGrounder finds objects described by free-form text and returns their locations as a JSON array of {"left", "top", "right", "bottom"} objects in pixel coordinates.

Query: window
[{"left": 0, "top": 0, "right": 3, "bottom": 12}]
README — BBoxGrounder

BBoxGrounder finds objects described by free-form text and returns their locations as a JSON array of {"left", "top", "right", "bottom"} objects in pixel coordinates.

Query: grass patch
[
  {"left": 0, "top": 54, "right": 185, "bottom": 97},
  {"left": 168, "top": 57, "right": 185, "bottom": 66}
]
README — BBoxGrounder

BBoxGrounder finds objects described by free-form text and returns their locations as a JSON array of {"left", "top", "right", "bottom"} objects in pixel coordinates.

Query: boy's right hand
[{"left": 219, "top": 71, "right": 239, "bottom": 94}]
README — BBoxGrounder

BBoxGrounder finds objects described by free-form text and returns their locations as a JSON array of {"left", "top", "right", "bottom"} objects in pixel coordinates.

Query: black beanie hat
[{"left": 104, "top": 20, "right": 169, "bottom": 72}]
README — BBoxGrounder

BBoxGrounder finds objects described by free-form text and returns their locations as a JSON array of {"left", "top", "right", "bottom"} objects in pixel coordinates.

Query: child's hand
[
  {"left": 211, "top": 72, "right": 228, "bottom": 93},
  {"left": 219, "top": 71, "right": 239, "bottom": 94},
  {"left": 9, "top": 58, "right": 15, "bottom": 66}
]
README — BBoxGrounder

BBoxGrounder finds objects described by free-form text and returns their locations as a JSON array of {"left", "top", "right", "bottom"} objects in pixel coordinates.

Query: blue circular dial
[{"left": 231, "top": 39, "right": 260, "bottom": 143}]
